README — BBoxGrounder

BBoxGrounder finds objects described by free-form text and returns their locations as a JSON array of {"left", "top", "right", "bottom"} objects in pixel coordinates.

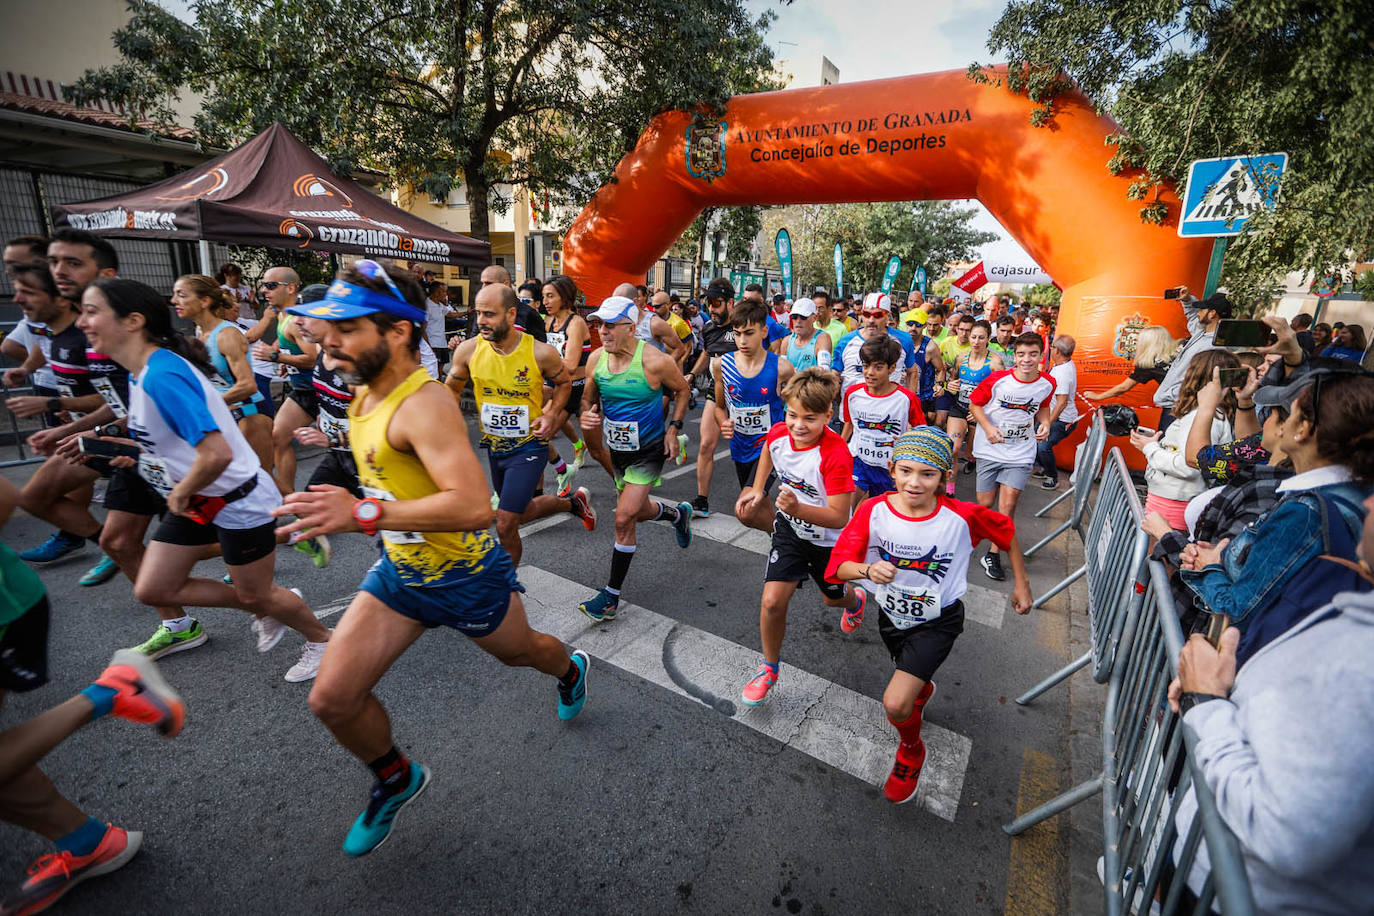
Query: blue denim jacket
[{"left": 1179, "top": 482, "right": 1368, "bottom": 623}]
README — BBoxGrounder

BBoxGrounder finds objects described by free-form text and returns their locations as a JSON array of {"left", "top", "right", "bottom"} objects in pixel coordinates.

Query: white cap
[
  {"left": 789, "top": 297, "right": 817, "bottom": 317},
  {"left": 862, "top": 292, "right": 892, "bottom": 313},
  {"left": 589, "top": 295, "right": 638, "bottom": 325}
]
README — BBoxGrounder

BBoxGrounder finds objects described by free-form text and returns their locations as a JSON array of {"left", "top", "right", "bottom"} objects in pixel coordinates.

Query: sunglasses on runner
[
  {"left": 260, "top": 280, "right": 292, "bottom": 290},
  {"left": 861, "top": 309, "right": 889, "bottom": 318}
]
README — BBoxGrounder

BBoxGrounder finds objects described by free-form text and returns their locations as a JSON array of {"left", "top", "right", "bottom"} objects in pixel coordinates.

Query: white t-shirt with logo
[
  {"left": 842, "top": 383, "right": 924, "bottom": 468},
  {"left": 1049, "top": 360, "right": 1079, "bottom": 424},
  {"left": 765, "top": 423, "right": 855, "bottom": 547},
  {"left": 5, "top": 319, "right": 55, "bottom": 389},
  {"left": 826, "top": 494, "right": 1015, "bottom": 629},
  {"left": 969, "top": 369, "right": 1056, "bottom": 466}
]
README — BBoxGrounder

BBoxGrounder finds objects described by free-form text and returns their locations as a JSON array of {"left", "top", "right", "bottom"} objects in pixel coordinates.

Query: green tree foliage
[
  {"left": 670, "top": 206, "right": 768, "bottom": 276},
  {"left": 974, "top": 0, "right": 1373, "bottom": 303},
  {"left": 1023, "top": 283, "right": 1061, "bottom": 308},
  {"left": 68, "top": 0, "right": 778, "bottom": 241},
  {"left": 930, "top": 277, "right": 952, "bottom": 300},
  {"left": 762, "top": 202, "right": 996, "bottom": 296}
]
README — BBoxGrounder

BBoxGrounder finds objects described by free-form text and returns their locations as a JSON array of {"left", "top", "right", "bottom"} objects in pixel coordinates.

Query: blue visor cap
[{"left": 286, "top": 280, "right": 427, "bottom": 324}]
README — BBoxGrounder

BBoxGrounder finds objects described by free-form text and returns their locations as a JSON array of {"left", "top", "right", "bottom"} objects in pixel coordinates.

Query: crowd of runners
[{"left": 0, "top": 232, "right": 1055, "bottom": 914}]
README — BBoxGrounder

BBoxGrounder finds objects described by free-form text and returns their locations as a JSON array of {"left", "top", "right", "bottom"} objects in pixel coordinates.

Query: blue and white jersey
[
  {"left": 128, "top": 349, "right": 278, "bottom": 527},
  {"left": 720, "top": 351, "right": 784, "bottom": 463},
  {"left": 834, "top": 328, "right": 917, "bottom": 393}
]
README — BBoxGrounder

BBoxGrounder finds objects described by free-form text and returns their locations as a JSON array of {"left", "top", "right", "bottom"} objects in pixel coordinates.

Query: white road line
[
  {"left": 662, "top": 448, "right": 730, "bottom": 481},
  {"left": 690, "top": 514, "right": 1008, "bottom": 629},
  {"left": 519, "top": 565, "right": 972, "bottom": 822}
]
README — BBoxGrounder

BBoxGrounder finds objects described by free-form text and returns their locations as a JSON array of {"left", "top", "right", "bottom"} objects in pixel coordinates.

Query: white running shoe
[
  {"left": 251, "top": 616, "right": 286, "bottom": 653},
  {"left": 285, "top": 635, "right": 331, "bottom": 683}
]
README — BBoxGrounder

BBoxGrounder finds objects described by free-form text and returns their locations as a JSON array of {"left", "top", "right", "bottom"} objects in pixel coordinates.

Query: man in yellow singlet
[
  {"left": 275, "top": 260, "right": 589, "bottom": 858},
  {"left": 446, "top": 284, "right": 596, "bottom": 568}
]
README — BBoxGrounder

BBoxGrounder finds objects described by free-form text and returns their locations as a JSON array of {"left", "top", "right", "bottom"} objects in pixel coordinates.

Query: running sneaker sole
[
  {"left": 103, "top": 649, "right": 186, "bottom": 737},
  {"left": 137, "top": 629, "right": 208, "bottom": 661},
  {"left": 19, "top": 829, "right": 144, "bottom": 913},
  {"left": 345, "top": 765, "right": 432, "bottom": 857},
  {"left": 571, "top": 487, "right": 596, "bottom": 532}
]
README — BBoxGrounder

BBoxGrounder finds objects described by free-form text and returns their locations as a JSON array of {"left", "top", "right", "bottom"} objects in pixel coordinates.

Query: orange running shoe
[
  {"left": 92, "top": 649, "right": 185, "bottom": 738},
  {"left": 882, "top": 739, "right": 927, "bottom": 805},
  {"left": 1, "top": 825, "right": 142, "bottom": 915}
]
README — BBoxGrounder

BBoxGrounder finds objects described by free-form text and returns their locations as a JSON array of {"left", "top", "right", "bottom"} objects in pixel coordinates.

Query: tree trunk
[{"left": 465, "top": 163, "right": 491, "bottom": 243}]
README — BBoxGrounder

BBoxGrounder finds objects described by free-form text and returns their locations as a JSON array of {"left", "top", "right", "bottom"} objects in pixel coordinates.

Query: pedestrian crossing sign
[{"left": 1177, "top": 153, "right": 1287, "bottom": 238}]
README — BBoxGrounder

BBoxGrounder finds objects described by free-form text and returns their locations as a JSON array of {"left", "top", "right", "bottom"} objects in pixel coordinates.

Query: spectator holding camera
[
  {"left": 1154, "top": 290, "right": 1232, "bottom": 431},
  {"left": 1177, "top": 367, "right": 1374, "bottom": 664},
  {"left": 1132, "top": 350, "right": 1241, "bottom": 531}
]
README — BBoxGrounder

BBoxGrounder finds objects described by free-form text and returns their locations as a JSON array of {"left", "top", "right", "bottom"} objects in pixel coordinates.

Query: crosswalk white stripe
[
  {"left": 688, "top": 513, "right": 1008, "bottom": 629},
  {"left": 518, "top": 565, "right": 972, "bottom": 821}
]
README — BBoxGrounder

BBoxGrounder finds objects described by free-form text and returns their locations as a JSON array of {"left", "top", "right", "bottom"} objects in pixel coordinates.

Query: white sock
[{"left": 163, "top": 615, "right": 193, "bottom": 633}]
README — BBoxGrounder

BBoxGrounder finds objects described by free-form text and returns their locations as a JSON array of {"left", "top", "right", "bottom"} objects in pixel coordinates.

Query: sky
[{"left": 745, "top": 0, "right": 1033, "bottom": 267}]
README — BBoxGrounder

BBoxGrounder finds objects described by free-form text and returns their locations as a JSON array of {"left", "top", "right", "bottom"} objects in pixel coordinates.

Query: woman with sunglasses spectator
[{"left": 1177, "top": 367, "right": 1374, "bottom": 663}]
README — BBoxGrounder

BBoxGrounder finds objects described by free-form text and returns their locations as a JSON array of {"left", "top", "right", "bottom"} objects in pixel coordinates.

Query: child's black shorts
[{"left": 877, "top": 599, "right": 964, "bottom": 682}]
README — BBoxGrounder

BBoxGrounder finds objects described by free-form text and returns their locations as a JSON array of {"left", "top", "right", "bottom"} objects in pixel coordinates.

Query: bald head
[
  {"left": 262, "top": 265, "right": 300, "bottom": 309},
  {"left": 612, "top": 282, "right": 637, "bottom": 299},
  {"left": 481, "top": 264, "right": 512, "bottom": 287},
  {"left": 476, "top": 282, "right": 517, "bottom": 312},
  {"left": 651, "top": 290, "right": 671, "bottom": 315}
]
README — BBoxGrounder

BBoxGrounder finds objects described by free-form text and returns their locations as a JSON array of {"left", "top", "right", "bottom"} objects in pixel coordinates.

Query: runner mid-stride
[{"left": 276, "top": 260, "right": 589, "bottom": 857}]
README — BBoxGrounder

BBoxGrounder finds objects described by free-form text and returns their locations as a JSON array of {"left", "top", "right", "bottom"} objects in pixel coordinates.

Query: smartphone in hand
[
  {"left": 77, "top": 437, "right": 141, "bottom": 461},
  {"left": 1213, "top": 319, "right": 1269, "bottom": 348},
  {"left": 1217, "top": 367, "right": 1249, "bottom": 389}
]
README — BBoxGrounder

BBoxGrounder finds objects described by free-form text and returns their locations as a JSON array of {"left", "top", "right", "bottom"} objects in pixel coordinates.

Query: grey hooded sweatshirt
[{"left": 1175, "top": 588, "right": 1374, "bottom": 914}]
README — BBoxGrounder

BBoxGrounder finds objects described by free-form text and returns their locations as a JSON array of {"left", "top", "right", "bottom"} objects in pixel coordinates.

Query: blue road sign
[{"left": 1178, "top": 153, "right": 1287, "bottom": 238}]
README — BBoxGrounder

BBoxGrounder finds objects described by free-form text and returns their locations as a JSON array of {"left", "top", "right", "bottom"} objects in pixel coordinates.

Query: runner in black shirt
[{"left": 684, "top": 277, "right": 738, "bottom": 517}]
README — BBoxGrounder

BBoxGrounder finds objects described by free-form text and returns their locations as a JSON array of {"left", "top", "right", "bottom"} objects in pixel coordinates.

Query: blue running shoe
[
  {"left": 578, "top": 588, "right": 619, "bottom": 622},
  {"left": 79, "top": 554, "right": 120, "bottom": 586},
  {"left": 342, "top": 763, "right": 431, "bottom": 857},
  {"left": 19, "top": 531, "right": 85, "bottom": 563},
  {"left": 558, "top": 649, "right": 589, "bottom": 721},
  {"left": 672, "top": 500, "right": 693, "bottom": 548}
]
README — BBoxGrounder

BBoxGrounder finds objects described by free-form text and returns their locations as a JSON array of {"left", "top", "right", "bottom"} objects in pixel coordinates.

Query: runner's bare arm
[
  {"left": 712, "top": 357, "right": 733, "bottom": 436},
  {"left": 244, "top": 306, "right": 277, "bottom": 343},
  {"left": 652, "top": 316, "right": 686, "bottom": 365},
  {"left": 276, "top": 320, "right": 318, "bottom": 370},
  {"left": 777, "top": 357, "right": 796, "bottom": 389},
  {"left": 562, "top": 317, "right": 589, "bottom": 376},
  {"left": 645, "top": 345, "right": 690, "bottom": 459},
  {"left": 969, "top": 402, "right": 1002, "bottom": 444},
  {"left": 776, "top": 488, "right": 850, "bottom": 531},
  {"left": 443, "top": 338, "right": 478, "bottom": 399},
  {"left": 1005, "top": 535, "right": 1033, "bottom": 613},
  {"left": 167, "top": 431, "right": 234, "bottom": 517},
  {"left": 216, "top": 327, "right": 265, "bottom": 405},
  {"left": 534, "top": 341, "right": 571, "bottom": 438},
  {"left": 579, "top": 349, "right": 604, "bottom": 433}
]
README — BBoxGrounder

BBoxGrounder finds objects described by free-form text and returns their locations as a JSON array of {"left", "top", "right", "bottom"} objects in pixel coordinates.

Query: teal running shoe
[
  {"left": 672, "top": 500, "right": 693, "bottom": 548},
  {"left": 342, "top": 763, "right": 431, "bottom": 857},
  {"left": 19, "top": 531, "right": 85, "bottom": 563},
  {"left": 292, "top": 533, "right": 332, "bottom": 569},
  {"left": 557, "top": 649, "right": 589, "bottom": 721},
  {"left": 578, "top": 588, "right": 619, "bottom": 622},
  {"left": 133, "top": 621, "right": 207, "bottom": 660},
  {"left": 79, "top": 554, "right": 120, "bottom": 586}
]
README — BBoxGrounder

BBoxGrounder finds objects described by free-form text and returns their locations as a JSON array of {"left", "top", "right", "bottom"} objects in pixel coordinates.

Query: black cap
[
  {"left": 1200, "top": 292, "right": 1234, "bottom": 319},
  {"left": 704, "top": 277, "right": 735, "bottom": 301},
  {"left": 299, "top": 284, "right": 329, "bottom": 304}
]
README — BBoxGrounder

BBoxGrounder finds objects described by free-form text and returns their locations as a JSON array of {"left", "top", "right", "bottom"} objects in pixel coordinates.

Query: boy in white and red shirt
[
  {"left": 841, "top": 335, "right": 924, "bottom": 509},
  {"left": 827, "top": 426, "right": 1032, "bottom": 803},
  {"left": 734, "top": 367, "right": 866, "bottom": 707},
  {"left": 968, "top": 332, "right": 1055, "bottom": 582}
]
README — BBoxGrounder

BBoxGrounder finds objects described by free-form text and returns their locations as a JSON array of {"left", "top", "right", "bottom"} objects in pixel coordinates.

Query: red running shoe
[
  {"left": 570, "top": 487, "right": 596, "bottom": 532},
  {"left": 92, "top": 649, "right": 185, "bottom": 738},
  {"left": 840, "top": 586, "right": 867, "bottom": 634},
  {"left": 882, "top": 739, "right": 927, "bottom": 805},
  {"left": 1, "top": 825, "right": 142, "bottom": 915}
]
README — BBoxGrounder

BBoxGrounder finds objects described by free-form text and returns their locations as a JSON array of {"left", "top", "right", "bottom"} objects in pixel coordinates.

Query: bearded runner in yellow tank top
[
  {"left": 277, "top": 262, "right": 591, "bottom": 857},
  {"left": 446, "top": 283, "right": 595, "bottom": 569}
]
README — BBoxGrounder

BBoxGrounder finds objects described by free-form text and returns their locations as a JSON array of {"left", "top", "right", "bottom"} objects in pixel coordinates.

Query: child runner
[
  {"left": 841, "top": 336, "right": 924, "bottom": 509},
  {"left": 714, "top": 299, "right": 792, "bottom": 530},
  {"left": 942, "top": 319, "right": 1004, "bottom": 494},
  {"left": 967, "top": 332, "right": 1055, "bottom": 581},
  {"left": 734, "top": 368, "right": 866, "bottom": 705},
  {"left": 826, "top": 426, "right": 1032, "bottom": 803}
]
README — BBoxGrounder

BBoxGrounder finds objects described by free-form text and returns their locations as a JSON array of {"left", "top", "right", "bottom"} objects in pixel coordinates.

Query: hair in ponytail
[
  {"left": 91, "top": 278, "right": 219, "bottom": 379},
  {"left": 178, "top": 273, "right": 237, "bottom": 319}
]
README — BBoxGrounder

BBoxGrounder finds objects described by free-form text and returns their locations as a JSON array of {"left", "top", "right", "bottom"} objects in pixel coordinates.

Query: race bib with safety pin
[
  {"left": 480, "top": 403, "right": 530, "bottom": 438},
  {"left": 604, "top": 419, "right": 640, "bottom": 452},
  {"left": 1003, "top": 422, "right": 1031, "bottom": 442},
  {"left": 319, "top": 412, "right": 350, "bottom": 449},
  {"left": 729, "top": 403, "right": 770, "bottom": 437},
  {"left": 361, "top": 486, "right": 425, "bottom": 545},
  {"left": 876, "top": 583, "right": 943, "bottom": 628},
  {"left": 137, "top": 455, "right": 174, "bottom": 496}
]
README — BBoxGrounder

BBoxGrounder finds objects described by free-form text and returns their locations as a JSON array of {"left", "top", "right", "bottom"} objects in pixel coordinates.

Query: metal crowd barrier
[
  {"left": 1026, "top": 409, "right": 1106, "bottom": 557},
  {"left": 1017, "top": 447, "right": 1150, "bottom": 705},
  {"left": 1, "top": 318, "right": 47, "bottom": 468},
  {"left": 1005, "top": 559, "right": 1257, "bottom": 914}
]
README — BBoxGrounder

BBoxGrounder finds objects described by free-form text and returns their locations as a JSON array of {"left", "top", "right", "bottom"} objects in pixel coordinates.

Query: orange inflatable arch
[{"left": 562, "top": 67, "right": 1215, "bottom": 458}]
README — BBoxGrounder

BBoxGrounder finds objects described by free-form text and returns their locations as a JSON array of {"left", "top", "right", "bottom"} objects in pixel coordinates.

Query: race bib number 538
[{"left": 876, "top": 584, "right": 942, "bottom": 628}]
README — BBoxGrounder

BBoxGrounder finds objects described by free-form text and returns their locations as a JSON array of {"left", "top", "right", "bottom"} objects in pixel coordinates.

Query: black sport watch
[
  {"left": 668, "top": 419, "right": 684, "bottom": 430},
  {"left": 1179, "top": 692, "right": 1226, "bottom": 715}
]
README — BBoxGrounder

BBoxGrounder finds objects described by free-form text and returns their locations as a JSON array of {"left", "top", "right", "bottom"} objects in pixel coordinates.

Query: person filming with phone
[{"left": 1153, "top": 289, "right": 1232, "bottom": 431}]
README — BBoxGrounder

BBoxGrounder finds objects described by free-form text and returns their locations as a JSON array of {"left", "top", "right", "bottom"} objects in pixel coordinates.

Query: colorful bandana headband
[{"left": 891, "top": 425, "right": 953, "bottom": 472}]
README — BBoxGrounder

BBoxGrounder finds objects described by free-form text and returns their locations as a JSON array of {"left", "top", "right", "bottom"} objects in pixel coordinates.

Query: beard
[
  {"left": 478, "top": 318, "right": 510, "bottom": 340},
  {"left": 331, "top": 338, "right": 391, "bottom": 385}
]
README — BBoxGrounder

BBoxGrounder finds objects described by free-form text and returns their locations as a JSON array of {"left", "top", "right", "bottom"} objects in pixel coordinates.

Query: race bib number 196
[{"left": 729, "top": 403, "right": 769, "bottom": 437}]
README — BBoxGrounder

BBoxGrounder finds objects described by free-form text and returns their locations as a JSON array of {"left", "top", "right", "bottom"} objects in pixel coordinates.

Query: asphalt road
[{"left": 0, "top": 410, "right": 1084, "bottom": 915}]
